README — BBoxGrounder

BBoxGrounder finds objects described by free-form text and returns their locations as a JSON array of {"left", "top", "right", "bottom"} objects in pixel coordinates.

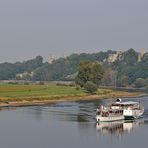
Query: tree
[
  {"left": 75, "top": 61, "right": 91, "bottom": 87},
  {"left": 146, "top": 79, "right": 148, "bottom": 92},
  {"left": 84, "top": 81, "right": 97, "bottom": 94},
  {"left": 134, "top": 78, "right": 145, "bottom": 88},
  {"left": 35, "top": 56, "right": 43, "bottom": 65},
  {"left": 117, "top": 75, "right": 129, "bottom": 87},
  {"left": 90, "top": 62, "right": 104, "bottom": 85},
  {"left": 123, "top": 48, "right": 138, "bottom": 66},
  {"left": 32, "top": 63, "right": 51, "bottom": 81},
  {"left": 102, "top": 67, "right": 115, "bottom": 86},
  {"left": 75, "top": 61, "right": 104, "bottom": 87}
]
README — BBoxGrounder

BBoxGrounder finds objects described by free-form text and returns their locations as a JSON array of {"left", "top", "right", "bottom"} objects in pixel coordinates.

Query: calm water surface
[{"left": 0, "top": 96, "right": 148, "bottom": 148}]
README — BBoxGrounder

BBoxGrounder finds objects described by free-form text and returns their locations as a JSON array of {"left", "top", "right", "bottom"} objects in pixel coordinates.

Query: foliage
[
  {"left": 102, "top": 67, "right": 116, "bottom": 86},
  {"left": 75, "top": 61, "right": 104, "bottom": 87},
  {"left": 123, "top": 48, "right": 138, "bottom": 66},
  {"left": 32, "top": 51, "right": 114, "bottom": 81},
  {"left": 0, "top": 49, "right": 147, "bottom": 89},
  {"left": 134, "top": 78, "right": 146, "bottom": 88},
  {"left": 32, "top": 62, "right": 51, "bottom": 81},
  {"left": 113, "top": 49, "right": 148, "bottom": 87},
  {"left": 84, "top": 81, "right": 98, "bottom": 94},
  {"left": 117, "top": 75, "right": 129, "bottom": 87},
  {"left": 0, "top": 56, "right": 43, "bottom": 80}
]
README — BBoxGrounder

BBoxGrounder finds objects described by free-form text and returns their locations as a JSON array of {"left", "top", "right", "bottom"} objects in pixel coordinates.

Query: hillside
[{"left": 0, "top": 49, "right": 147, "bottom": 88}]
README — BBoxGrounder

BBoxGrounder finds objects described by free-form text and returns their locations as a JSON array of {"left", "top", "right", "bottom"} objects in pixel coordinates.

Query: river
[{"left": 0, "top": 96, "right": 147, "bottom": 148}]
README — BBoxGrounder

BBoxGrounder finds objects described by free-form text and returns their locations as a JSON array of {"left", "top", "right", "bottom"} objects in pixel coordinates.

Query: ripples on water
[
  {"left": 26, "top": 96, "right": 148, "bottom": 134},
  {"left": 27, "top": 101, "right": 97, "bottom": 122},
  {"left": 0, "top": 96, "right": 148, "bottom": 148}
]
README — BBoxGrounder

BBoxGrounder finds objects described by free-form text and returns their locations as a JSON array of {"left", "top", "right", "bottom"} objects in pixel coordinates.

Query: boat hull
[
  {"left": 96, "top": 115, "right": 124, "bottom": 122},
  {"left": 124, "top": 109, "right": 144, "bottom": 120}
]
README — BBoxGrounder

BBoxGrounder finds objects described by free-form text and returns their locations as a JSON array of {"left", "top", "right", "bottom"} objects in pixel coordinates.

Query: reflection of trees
[
  {"left": 77, "top": 114, "right": 88, "bottom": 122},
  {"left": 0, "top": 107, "right": 17, "bottom": 111},
  {"left": 76, "top": 100, "right": 103, "bottom": 130},
  {"left": 26, "top": 106, "right": 43, "bottom": 120},
  {"left": 96, "top": 119, "right": 144, "bottom": 136},
  {"left": 57, "top": 113, "right": 89, "bottom": 122},
  {"left": 144, "top": 120, "right": 148, "bottom": 124},
  {"left": 77, "top": 100, "right": 103, "bottom": 122}
]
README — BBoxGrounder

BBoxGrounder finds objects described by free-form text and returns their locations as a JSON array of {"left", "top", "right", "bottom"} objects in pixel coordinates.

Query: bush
[
  {"left": 56, "top": 82, "right": 75, "bottom": 87},
  {"left": 38, "top": 81, "right": 45, "bottom": 85},
  {"left": 8, "top": 82, "right": 19, "bottom": 85},
  {"left": 24, "top": 82, "right": 29, "bottom": 85},
  {"left": 134, "top": 78, "right": 145, "bottom": 88},
  {"left": 84, "top": 81, "right": 98, "bottom": 94},
  {"left": 76, "top": 86, "right": 80, "bottom": 90}
]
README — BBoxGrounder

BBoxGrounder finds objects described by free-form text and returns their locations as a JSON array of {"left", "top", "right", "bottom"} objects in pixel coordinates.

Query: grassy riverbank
[{"left": 0, "top": 83, "right": 143, "bottom": 107}]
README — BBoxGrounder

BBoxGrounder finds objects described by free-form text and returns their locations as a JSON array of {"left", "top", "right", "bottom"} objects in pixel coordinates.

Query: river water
[{"left": 0, "top": 96, "right": 148, "bottom": 148}]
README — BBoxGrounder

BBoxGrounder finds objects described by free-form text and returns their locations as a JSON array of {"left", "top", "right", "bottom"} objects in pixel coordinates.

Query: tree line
[{"left": 0, "top": 49, "right": 147, "bottom": 89}]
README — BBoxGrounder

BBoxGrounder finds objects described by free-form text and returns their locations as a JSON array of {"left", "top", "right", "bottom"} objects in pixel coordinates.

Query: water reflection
[
  {"left": 36, "top": 101, "right": 101, "bottom": 123},
  {"left": 96, "top": 119, "right": 144, "bottom": 135},
  {"left": 0, "top": 107, "right": 17, "bottom": 111}
]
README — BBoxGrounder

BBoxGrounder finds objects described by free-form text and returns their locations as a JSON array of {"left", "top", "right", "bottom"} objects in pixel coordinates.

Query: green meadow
[
  {"left": 0, "top": 83, "right": 139, "bottom": 103},
  {"left": 0, "top": 84, "right": 87, "bottom": 102}
]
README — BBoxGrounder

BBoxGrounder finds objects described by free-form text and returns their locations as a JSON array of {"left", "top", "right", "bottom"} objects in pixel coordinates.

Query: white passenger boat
[
  {"left": 110, "top": 99, "right": 144, "bottom": 120},
  {"left": 96, "top": 105, "right": 124, "bottom": 122}
]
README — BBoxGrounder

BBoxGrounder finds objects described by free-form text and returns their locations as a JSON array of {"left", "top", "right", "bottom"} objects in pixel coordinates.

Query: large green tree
[{"left": 75, "top": 61, "right": 104, "bottom": 87}]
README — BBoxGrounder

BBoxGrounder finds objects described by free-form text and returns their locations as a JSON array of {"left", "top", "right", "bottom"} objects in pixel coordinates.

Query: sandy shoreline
[{"left": 0, "top": 92, "right": 147, "bottom": 108}]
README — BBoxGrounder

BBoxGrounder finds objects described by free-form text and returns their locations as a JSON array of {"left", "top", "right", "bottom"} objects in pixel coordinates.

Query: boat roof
[
  {"left": 113, "top": 101, "right": 139, "bottom": 105},
  {"left": 102, "top": 108, "right": 123, "bottom": 111}
]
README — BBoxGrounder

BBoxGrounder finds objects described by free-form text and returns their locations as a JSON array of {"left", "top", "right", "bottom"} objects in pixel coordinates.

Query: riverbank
[
  {"left": 0, "top": 90, "right": 146, "bottom": 108},
  {"left": 0, "top": 84, "right": 146, "bottom": 108}
]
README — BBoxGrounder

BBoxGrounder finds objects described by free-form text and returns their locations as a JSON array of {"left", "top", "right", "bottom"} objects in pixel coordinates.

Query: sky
[{"left": 0, "top": 0, "right": 148, "bottom": 63}]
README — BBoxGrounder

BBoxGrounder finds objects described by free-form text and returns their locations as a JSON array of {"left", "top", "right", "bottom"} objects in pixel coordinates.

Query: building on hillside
[
  {"left": 48, "top": 55, "right": 55, "bottom": 64},
  {"left": 16, "top": 71, "right": 34, "bottom": 79},
  {"left": 107, "top": 51, "right": 123, "bottom": 63},
  {"left": 138, "top": 49, "right": 145, "bottom": 62},
  {"left": 143, "top": 52, "right": 148, "bottom": 59}
]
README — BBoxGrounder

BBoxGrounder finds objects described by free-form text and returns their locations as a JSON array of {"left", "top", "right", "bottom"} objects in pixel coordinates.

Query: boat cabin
[{"left": 110, "top": 101, "right": 140, "bottom": 110}]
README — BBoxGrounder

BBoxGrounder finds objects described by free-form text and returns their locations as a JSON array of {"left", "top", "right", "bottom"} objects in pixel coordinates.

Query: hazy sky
[{"left": 0, "top": 0, "right": 148, "bottom": 62}]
